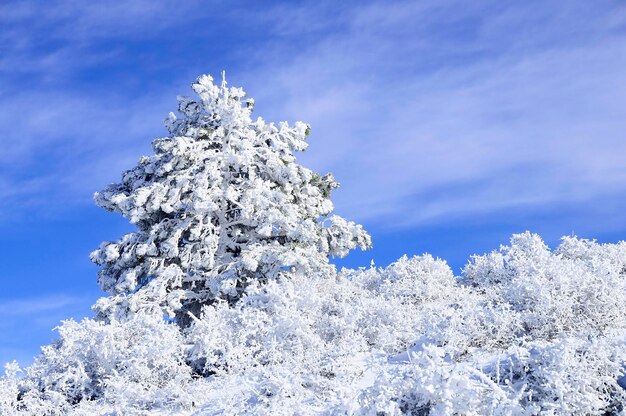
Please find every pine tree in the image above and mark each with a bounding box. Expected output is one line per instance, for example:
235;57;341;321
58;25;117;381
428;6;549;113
90;74;371;325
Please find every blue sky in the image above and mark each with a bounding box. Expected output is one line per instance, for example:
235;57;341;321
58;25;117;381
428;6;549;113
1;0;626;366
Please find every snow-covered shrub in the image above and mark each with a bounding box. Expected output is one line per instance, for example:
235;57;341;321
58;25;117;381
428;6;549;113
0;362;22;411
3;238;626;414
495;337;626;414
182;244;626;414
463;232;626;342
351;254;519;359
4;315;205;415
349;336;626;416
182;255;467;412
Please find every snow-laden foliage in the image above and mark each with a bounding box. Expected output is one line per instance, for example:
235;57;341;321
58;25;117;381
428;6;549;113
90;74;370;324
463;232;626;341
2;75;625;414
3;233;626;414
181;235;626;414
0;316;205;415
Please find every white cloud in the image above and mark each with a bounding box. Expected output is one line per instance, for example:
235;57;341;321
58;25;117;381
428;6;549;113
240;1;626;227
0;294;82;317
1;0;626;232
0;293;95;366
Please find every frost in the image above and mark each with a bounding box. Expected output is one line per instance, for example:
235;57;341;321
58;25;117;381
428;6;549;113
2;75;626;415
3;235;626;414
89;74;371;323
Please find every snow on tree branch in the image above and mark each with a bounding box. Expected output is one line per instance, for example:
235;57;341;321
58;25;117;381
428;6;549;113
90;73;371;324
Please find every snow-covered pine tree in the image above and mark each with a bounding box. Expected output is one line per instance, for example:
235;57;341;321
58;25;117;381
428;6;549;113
90;73;371;325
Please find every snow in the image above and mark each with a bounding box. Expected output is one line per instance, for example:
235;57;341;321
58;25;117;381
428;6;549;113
1;74;625;415
4;235;626;414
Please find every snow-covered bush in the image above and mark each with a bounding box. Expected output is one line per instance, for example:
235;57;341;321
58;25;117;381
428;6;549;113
349;336;626;415
463;232;626;342
3;237;626;414
0;362;21;411
184;255;470;413
183;241;626;414
1;315;207;415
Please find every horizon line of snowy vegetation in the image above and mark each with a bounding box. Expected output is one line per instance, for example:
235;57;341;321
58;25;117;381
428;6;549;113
2;74;625;415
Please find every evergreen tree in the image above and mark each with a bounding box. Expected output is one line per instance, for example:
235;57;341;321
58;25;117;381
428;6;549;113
90;74;371;325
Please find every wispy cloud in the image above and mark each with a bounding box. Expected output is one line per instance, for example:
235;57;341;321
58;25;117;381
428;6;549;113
0;294;92;366
0;294;82;317
241;0;626;228
0;88;174;219
1;0;625;234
